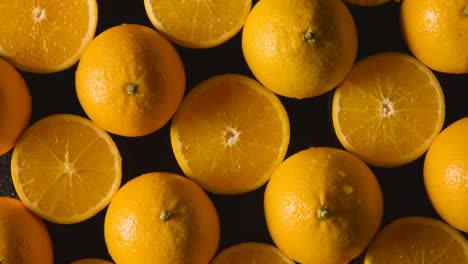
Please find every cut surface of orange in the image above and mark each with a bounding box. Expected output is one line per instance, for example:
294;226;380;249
211;242;294;264
332;52;445;167
144;0;251;48
171;74;289;195
11;114;121;224
0;0;97;73
365;217;468;264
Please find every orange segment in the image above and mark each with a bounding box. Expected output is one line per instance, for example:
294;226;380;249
365;217;468;264
332;52;445;167
0;0;97;73
171;74;289;195
211;242;294;264
144;0;251;48
11;114;121;224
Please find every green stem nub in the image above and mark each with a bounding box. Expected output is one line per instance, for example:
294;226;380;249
302;29;317;43
160;210;171;221
126;83;137;95
464;6;468;16
317;206;330;220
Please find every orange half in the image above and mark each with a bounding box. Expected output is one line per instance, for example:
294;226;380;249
365;217;468;264
171;74;289;195
144;0;251;48
0;0;97;73
11;114;121;224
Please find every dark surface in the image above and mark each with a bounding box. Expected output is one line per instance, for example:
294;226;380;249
1;0;468;263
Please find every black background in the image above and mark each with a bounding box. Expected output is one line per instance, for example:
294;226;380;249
1;0;468;263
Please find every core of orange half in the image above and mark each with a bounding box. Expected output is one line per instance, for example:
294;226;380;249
332;52;445;168
11;114;122;224
365;217;468;264
144;0;251;49
171;74;290;195
0;0;97;73
211;242;294;264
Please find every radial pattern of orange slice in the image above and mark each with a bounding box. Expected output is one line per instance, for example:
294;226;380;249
365;217;468;264
0;0;97;73
144;0;251;49
11;114;121;224
332;52;445;167
211;242;294;264
171;74;289;195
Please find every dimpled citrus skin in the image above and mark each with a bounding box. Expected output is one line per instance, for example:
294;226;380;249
264;147;383;264
211;242;295;264
76;24;185;137
242;0;357;99
401;0;468;73
0;197;53;264
424;118;468;233
0;58;31;155
104;172;220;264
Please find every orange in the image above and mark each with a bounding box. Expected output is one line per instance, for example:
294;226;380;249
0;58;31;156
0;197;53;264
264;147;383;264
365;217;468;264
70;259;113;264
11;114;122;224
332;52;445;168
424;117;468;233
145;0;251;49
171;74;289;195
211;242;294;264
105;172;219;264
342;0;391;6
76;24;185;137
0;0;97;73
401;0;468;73
242;0;357;99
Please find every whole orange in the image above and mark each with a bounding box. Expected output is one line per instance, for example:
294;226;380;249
0;197;53;264
76;24;185;137
401;0;468;73
104;172;220;264
0;58;31;156
242;0;357;99
264;147;383;264
424;117;468;233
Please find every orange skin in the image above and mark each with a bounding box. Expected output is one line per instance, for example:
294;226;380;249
0;58;31;155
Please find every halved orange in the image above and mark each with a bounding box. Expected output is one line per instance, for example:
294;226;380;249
211;242;294;264
365;217;468;264
332;52;445;167
11;114;121;224
0;0;98;73
171;74;290;195
144;0;251;49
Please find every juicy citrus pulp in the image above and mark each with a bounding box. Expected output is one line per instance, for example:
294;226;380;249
105;172;219;264
242;0;357;98
365;217;468;264
171;74;290;195
264;147;383;264
0;0;97;73
424;117;468;233
0;58;31;156
333;52;445;167
76;24;185;137
211;242;294;264
11;114;122;224
144;0;251;48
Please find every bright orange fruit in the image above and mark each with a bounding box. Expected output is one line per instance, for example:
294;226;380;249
0;0;98;73
211;242;294;264
11;114;122;224
171;74;289;195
